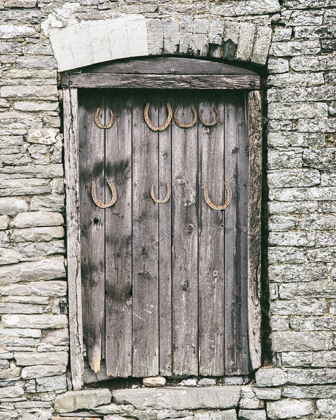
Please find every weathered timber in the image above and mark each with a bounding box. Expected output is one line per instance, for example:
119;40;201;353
78;90;105;373
132;90;159;377
63;88;84;390
63;74;260;90
105;90;133;377
172;91;198;376
224;92;250;375
247;90;263;371
158;93;173;376
198;92;225;376
79;57;259;75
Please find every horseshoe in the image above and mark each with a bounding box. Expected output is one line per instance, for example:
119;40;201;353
199;107;220;127
94;108;115;129
150;182;171;204
174;106;197;129
144;103;173;132
203;181;232;211
91;180;117;209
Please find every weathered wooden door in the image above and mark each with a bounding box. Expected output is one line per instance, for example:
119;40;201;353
78;88;250;378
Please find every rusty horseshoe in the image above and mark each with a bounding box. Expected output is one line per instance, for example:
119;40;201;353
144;103;173;132
174;106;197;129
199;107;220;127
203;181;232;211
91;180;117;209
94;108;115;129
150;182;171;204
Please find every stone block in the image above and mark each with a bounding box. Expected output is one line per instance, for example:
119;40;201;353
0;280;67;298
3;314;67;329
267;399;314;419
316;399;336;418
22;365;66;379
236;23;256;62
11;226;64;243
283;385;336;399
162;18;180;55
238;410;266;420
253;388;281;400
251;26;272;65
30;194;64;212
48;16;148;72
0;178;50;197
303;149;336;170
268;58;289;74
54;389;112;413
27;128;60;145
0;385;24;399
0;86;57;99
14;351;68;366
146;19;163;55
0;257;65;285
286;368;336;385
268;169;320;189
281;352;313;368
143;377;166;387
255;369;287;387
113;387;241;410
279;281;336;299
0;197;28;216
290;317;336;331
0;363;21;379
271;299;326;316
0;25;38;38
17;240;65;260
0;248;20;266
0;215;9;230
36;375;67;393
269;231;315;247
269;264;328;283
209;19;224;58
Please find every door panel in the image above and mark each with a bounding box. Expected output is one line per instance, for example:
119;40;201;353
78;89;250;378
172;92;199;376
132;91;160;377
105;91;133;377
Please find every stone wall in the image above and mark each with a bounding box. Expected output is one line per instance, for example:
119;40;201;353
0;0;336;419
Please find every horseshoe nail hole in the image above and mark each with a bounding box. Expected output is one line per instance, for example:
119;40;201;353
93;218;99;224
213;270;219;277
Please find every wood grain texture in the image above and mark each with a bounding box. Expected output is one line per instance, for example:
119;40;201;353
247;90;263;371
224;92;250;376
64;74;260;90
172;92;198;376
105;91;133;377
63;88;84;390
158;92;173;376
80;57;258;75
132;91;159;377
78;90;105;373
198;92;225;376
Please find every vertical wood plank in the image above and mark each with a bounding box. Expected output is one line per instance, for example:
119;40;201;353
198;92;225;376
132;91;159;377
247;91;263;370
172;92;198;376
105;90;133;377
63;88;84;390
158;93;172;376
224;91;250;376
78;90;105;373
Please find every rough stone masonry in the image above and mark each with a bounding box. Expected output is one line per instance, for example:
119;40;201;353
0;0;336;419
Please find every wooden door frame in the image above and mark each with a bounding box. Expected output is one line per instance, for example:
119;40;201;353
62;57;263;390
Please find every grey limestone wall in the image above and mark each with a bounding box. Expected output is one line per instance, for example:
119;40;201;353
0;0;336;419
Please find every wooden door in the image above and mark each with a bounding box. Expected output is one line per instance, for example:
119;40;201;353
78;88;250;378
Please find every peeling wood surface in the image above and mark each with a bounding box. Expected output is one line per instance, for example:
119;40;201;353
63;88;84;390
247;90;263;370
